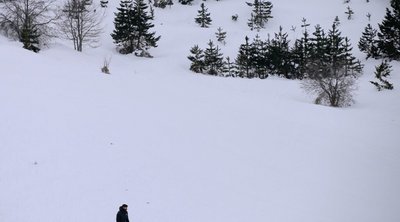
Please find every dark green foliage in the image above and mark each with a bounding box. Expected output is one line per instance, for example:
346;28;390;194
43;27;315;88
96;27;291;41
154;0;173;8
195;3;212;28
235;36;254;78
377;0;400;60
187;41;225;76
370;60;394;90
345;6;354;20
178;0;193;5
291;18;312;79
100;0;108;7
302;17;363;107
111;0;136;53
111;0;160;56
223;57;237;77
188;45;205;73
358;24;379;59
247;0;273;31
267;26;292;78
215;27;227;45
20;19;40;52
251;34;269;79
203;40;224;75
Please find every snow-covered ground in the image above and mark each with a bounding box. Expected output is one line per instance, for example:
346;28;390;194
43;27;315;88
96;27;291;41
1;1;399;222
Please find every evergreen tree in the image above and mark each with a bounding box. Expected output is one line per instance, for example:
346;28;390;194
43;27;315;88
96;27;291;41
215;27;227;45
178;0;193;5
342;37;363;76
235;36;254;78
251;34;268;78
131;0;160;56
358;23;379;59
223;57;237;77
111;0;160;55
20;18;40;52
188;45;205;73
370;60;394;90
291;18;312;79
111;0;136;54
195;3;212;28
345;6;354;20
267;26;292;78
100;0;109;7
203;40;224;75
247;0;273;31
302;18;363;107
307;25;330;80
154;0;173;8
377;0;400;60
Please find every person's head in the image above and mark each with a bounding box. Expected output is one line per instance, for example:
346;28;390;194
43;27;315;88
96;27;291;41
121;204;128;210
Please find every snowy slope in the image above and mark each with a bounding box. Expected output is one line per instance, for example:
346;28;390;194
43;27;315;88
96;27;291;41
1;1;400;222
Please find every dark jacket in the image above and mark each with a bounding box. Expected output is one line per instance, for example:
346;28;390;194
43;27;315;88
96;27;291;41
116;206;129;222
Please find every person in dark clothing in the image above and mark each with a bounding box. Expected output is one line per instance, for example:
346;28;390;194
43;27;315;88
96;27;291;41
116;204;129;222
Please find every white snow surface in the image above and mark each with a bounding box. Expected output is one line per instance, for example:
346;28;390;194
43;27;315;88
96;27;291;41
1;0;400;222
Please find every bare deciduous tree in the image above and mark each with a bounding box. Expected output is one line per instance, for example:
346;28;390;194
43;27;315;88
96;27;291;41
59;0;104;52
302;67;358;107
0;0;58;45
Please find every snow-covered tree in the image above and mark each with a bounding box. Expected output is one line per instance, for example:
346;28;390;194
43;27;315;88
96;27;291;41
291;18;312;79
345;6;354;20
267;26;292;78
302;18;362;107
178;0;193;5
20;18;40;52
370;60;394;90
0;0;58;52
203;40;224;75
153;0;173;8
377;0;400;60
247;0;273;31
188;45;205;73
195;3;212;28
358;23;379;59
100;0;108;7
215;27;227;45
111;0;160;56
60;0;104;52
235;36;254;78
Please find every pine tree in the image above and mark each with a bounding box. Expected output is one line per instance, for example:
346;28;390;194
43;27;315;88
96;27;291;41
358;24;379;59
154;0;173;8
111;0;160;56
111;0;136;54
267;26;292;78
342;37;363;76
178;0;193;5
377;0;400;60
195;3;212;28
345;6;354;20
302;18;362;107
100;0;109;7
223;57;237;77
235;36;254;78
203;40;224;75
20;18;40;52
188;45;205;73
131;0;160;56
251;34;268;78
247;0;273;31
370;60;394;90
291;18;312;79
215;27;227;45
